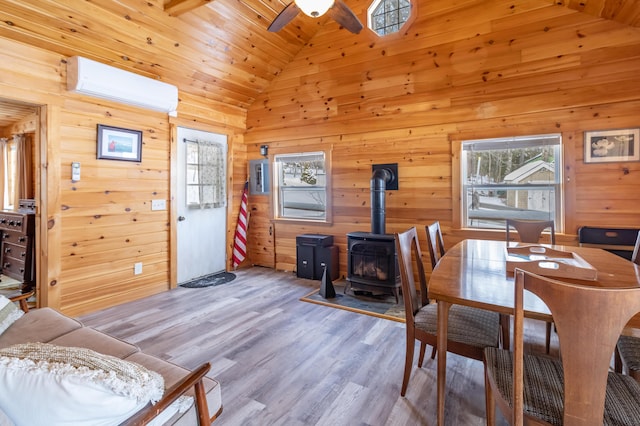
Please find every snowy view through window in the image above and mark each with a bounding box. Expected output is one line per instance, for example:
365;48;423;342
462;135;561;229
274;152;327;220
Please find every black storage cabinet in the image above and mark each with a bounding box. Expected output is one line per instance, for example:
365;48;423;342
296;234;339;281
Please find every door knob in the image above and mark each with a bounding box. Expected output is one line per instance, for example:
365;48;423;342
178;216;186;221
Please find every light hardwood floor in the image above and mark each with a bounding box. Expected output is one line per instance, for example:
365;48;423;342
79;267;554;425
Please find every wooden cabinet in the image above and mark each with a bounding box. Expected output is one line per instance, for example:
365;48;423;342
0;210;35;292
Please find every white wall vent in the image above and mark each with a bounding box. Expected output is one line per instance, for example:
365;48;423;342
67;56;178;115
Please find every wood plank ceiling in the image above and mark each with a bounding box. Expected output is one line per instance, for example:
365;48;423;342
0;99;36;128
0;0;638;127
561;0;640;27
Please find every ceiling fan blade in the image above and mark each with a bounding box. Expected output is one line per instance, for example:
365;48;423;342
328;0;363;34
268;2;301;32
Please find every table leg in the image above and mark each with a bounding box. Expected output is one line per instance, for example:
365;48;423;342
437;300;450;426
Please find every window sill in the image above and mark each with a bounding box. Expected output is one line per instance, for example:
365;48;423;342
272;217;333;226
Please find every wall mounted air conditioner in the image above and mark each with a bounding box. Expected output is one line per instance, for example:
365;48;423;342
67;56;178;115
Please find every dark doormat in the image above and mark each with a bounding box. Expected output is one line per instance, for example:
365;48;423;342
179;272;236;288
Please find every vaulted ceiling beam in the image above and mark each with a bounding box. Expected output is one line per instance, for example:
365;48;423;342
164;0;213;17
560;0;640;27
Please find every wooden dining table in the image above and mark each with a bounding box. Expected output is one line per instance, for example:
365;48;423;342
429;238;640;426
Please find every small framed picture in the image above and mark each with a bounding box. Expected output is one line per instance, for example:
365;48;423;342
97;124;142;162
584;128;639;163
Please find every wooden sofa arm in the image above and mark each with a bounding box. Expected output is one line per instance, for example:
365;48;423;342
7;290;35;313
121;361;212;426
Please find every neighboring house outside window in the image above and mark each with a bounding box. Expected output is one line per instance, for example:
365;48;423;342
460;134;562;230
273;151;330;222
368;0;412;36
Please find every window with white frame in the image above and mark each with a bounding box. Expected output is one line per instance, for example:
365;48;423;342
273;151;328;221
461;134;562;230
368;0;412;36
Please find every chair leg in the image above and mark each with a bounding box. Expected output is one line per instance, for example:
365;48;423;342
417;342;427;368
499;314;510;350
545;321;552;354
401;336;415;396
614;346;623;374
484;364;495;425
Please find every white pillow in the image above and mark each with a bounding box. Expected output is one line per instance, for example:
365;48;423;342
0;296;23;335
0;343;173;426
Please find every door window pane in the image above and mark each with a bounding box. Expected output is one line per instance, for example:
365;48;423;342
185;140;226;209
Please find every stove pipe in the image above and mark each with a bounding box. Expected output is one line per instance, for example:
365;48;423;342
371;168;392;234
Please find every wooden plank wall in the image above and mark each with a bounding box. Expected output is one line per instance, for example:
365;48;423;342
244;0;640;276
0;38;246;316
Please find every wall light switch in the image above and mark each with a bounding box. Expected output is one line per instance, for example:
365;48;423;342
134;262;143;275
71;162;81;182
151;199;166;211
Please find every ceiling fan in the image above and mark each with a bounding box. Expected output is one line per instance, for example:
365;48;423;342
268;0;363;34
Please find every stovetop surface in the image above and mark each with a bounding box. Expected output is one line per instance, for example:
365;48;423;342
347;231;395;241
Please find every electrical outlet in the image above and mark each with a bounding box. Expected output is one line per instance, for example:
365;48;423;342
151;199;166;211
134;262;143;275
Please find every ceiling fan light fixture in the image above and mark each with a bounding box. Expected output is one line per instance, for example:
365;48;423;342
295;0;334;18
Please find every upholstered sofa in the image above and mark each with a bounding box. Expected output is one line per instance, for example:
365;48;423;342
0;304;222;425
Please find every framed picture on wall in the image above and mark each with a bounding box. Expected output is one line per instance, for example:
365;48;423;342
584;128;639;163
97;124;143;162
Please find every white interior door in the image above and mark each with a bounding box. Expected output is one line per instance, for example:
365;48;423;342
176;127;227;284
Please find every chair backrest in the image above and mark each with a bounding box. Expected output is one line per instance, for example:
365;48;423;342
395;227;429;319
578;226;640;261
633;231;640;265
511;269;640;424
506;219;555;244
425;221;446;269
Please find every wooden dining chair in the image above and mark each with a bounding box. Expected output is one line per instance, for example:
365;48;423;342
613;231;640;379
506;219;556;353
425;221;446;269
483;268;640;425
616;334;640;382
394;227;501;396
505;219;556;245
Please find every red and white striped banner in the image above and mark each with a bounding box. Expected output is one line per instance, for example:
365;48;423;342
232;182;249;269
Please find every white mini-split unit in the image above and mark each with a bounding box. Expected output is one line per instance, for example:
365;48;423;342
66;56;179;115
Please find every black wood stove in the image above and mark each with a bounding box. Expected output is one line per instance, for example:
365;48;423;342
345;165;401;302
